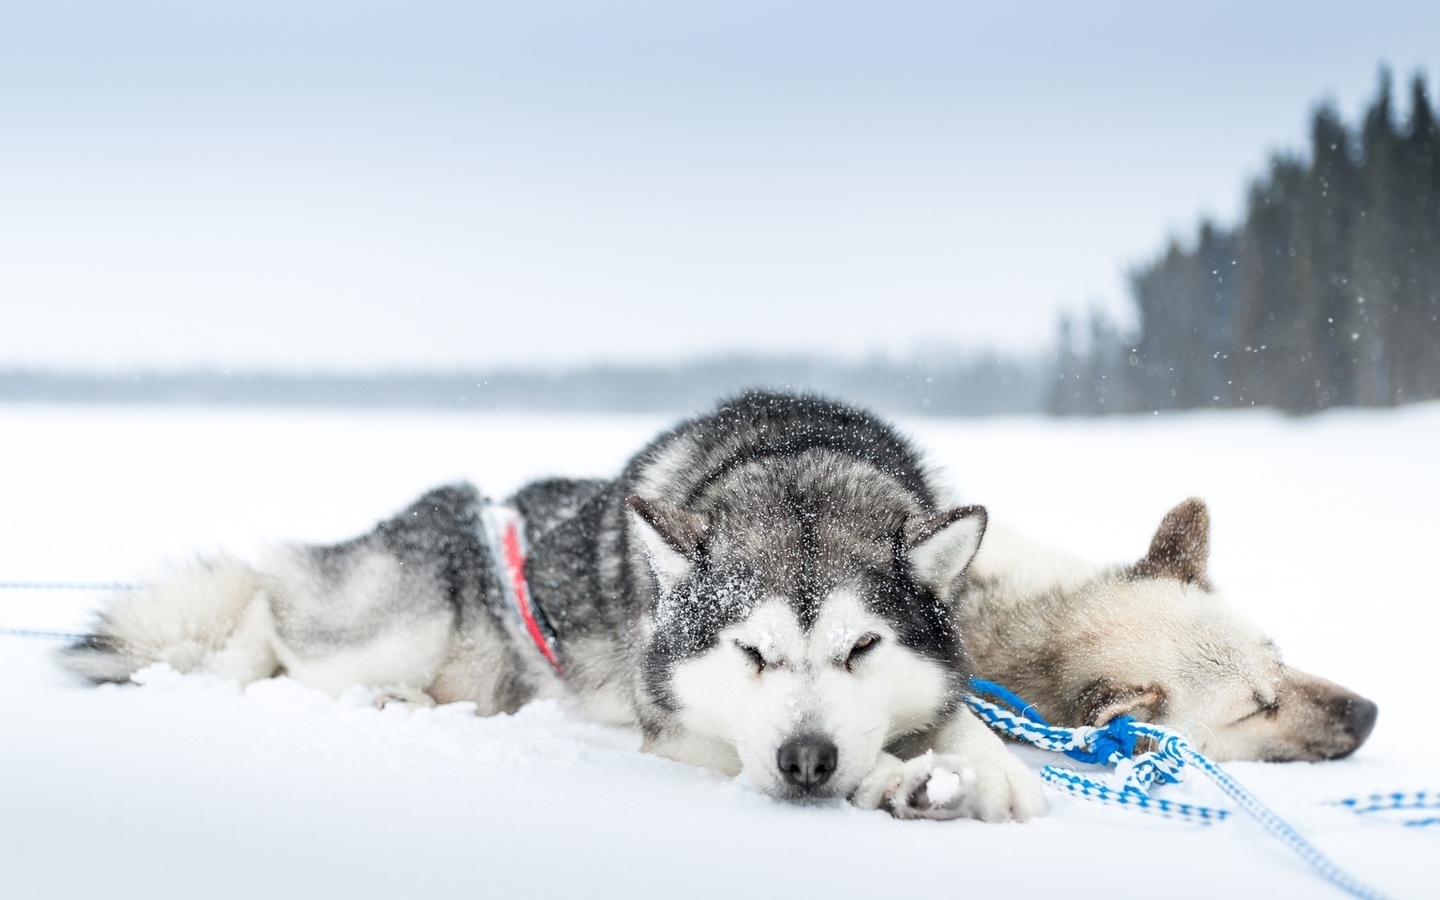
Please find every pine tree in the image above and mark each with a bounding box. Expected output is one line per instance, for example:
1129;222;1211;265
1232;159;1305;411
1192;224;1241;407
1048;314;1084;414
1128;225;1237;410
1395;74;1440;401
1293;104;1361;409
1351;68;1405;406
1082;308;1130;413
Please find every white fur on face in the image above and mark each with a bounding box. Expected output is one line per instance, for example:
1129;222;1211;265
667;590;949;799
1078;579;1297;759
1125;586;1365;763
1158;600;1285;759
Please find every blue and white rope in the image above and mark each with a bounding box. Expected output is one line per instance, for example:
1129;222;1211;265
966;679;1387;900
1331;791;1440;828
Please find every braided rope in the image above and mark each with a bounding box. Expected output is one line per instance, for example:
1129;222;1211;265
1142;726;1387;900
966;680;1387;900
1040;767;1229;822
1331;791;1440;827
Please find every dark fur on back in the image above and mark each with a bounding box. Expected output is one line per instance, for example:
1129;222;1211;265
625;391;942;510
283;485;499;647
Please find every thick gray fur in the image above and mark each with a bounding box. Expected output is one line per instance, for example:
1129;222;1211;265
58;391;1042;819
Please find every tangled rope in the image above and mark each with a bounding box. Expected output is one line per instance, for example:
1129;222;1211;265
966;679;1387;900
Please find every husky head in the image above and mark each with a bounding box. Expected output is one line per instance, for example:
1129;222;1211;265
1060;499;1378;762
626;471;985;802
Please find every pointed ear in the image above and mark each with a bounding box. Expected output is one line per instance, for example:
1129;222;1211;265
626;495;707;592
1074;679;1168;726
1133;497;1210;585
904;505;987;603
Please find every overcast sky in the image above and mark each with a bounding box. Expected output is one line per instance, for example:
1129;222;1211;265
3;1;1437;372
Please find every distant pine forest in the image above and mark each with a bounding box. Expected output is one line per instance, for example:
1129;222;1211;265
1054;68;1440;415
5;70;1438;418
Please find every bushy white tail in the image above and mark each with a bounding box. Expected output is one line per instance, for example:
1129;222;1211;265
56;556;278;684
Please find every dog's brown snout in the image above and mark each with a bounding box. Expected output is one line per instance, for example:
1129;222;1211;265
1318;694;1378;759
1344;696;1378;745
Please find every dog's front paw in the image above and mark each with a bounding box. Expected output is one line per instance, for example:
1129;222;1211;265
857;751;1044;822
850;753;909;812
941;748;1045;822
887;753;979;820
852;753;975;820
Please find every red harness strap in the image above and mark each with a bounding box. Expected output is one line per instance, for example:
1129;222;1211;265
497;519;564;675
485;504;565;676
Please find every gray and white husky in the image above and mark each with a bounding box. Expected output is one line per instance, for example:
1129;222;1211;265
59;392;1043;822
964;498;1378;762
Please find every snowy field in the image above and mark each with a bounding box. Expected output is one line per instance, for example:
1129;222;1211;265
2;402;1435;899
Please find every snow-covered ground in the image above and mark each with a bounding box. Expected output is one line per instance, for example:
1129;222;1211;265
1;402;1434;899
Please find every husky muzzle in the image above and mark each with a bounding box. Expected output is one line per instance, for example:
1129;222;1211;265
777;734;840;794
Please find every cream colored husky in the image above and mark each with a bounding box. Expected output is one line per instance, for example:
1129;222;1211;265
963;498;1377;762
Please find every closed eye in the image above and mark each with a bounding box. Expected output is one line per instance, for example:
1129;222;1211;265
845;633;881;672
1234;692;1280;724
735;641;766;673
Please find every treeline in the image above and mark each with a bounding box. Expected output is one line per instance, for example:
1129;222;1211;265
0;352;1046;417
1054;69;1440;414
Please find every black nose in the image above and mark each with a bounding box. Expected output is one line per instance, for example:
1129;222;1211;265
777;736;838;792
1345;696;1378;745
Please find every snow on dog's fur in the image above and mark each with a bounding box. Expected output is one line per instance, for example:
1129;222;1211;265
58;392;1044;822
963;498;1378;762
